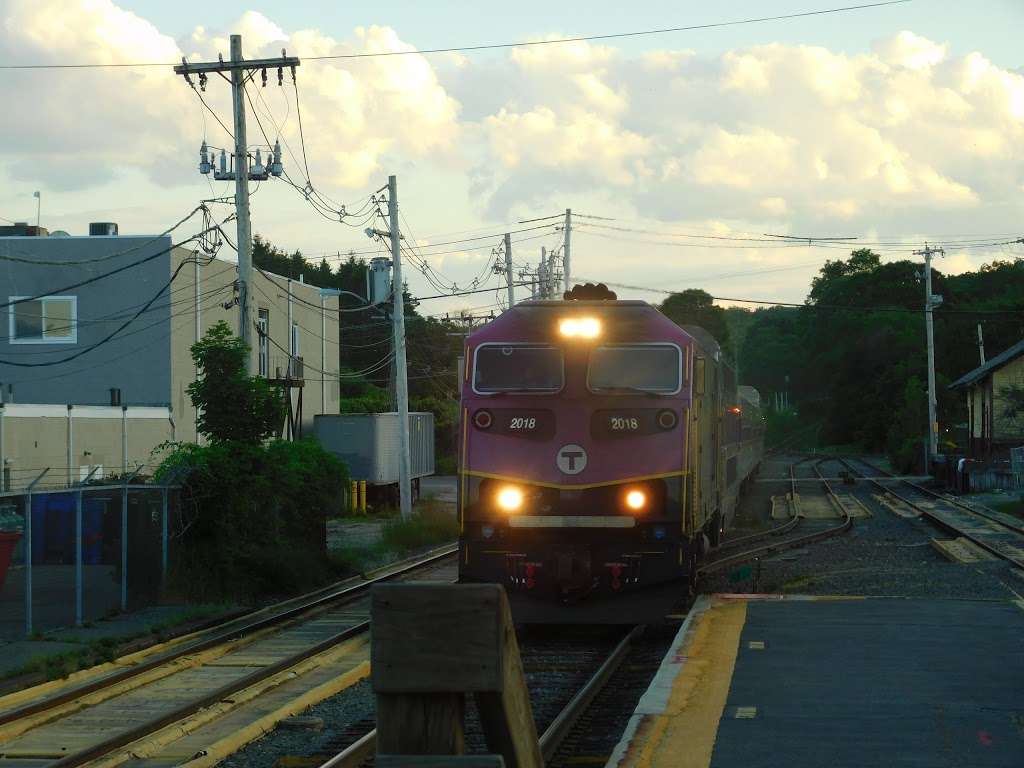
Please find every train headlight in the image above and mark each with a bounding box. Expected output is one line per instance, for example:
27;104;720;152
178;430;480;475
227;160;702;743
624;489;647;511
559;317;601;339
496;485;525;512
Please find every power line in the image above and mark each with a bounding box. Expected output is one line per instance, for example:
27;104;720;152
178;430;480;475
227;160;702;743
0;2;910;69
0;205;211;265
0;223;226;312
581;277;1024;316
0;253;215;367
1;276;233;349
576;220;1024;250
2;288;234;385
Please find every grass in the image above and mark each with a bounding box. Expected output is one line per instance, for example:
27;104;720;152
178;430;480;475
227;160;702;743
2;603;236;684
328;500;458;576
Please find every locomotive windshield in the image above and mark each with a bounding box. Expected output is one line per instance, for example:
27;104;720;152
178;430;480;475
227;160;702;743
473;344;564;393
588;344;682;394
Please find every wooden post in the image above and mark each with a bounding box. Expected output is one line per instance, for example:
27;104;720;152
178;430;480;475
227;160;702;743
372;583;543;768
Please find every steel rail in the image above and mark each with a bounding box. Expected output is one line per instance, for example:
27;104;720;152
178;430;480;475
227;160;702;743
713;457;804;552
0;548;456;749
50;620;373;768
895;476;1024;537
319;625;644;768
538;624;643;762
718;513;800;551
838;458;1024;568
699;457;852;575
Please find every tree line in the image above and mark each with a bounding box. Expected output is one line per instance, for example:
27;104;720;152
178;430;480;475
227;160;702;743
253;235;1024;472
676;250;1024;469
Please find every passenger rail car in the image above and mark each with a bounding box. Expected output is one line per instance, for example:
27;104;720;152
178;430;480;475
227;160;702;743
457;295;763;622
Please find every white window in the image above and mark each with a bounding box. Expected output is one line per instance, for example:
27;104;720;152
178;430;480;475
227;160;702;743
9;295;77;344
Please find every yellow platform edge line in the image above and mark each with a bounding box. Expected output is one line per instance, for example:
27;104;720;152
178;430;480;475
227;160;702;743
605;596;746;768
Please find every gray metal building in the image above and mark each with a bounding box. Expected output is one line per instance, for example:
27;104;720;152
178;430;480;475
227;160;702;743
0;226;341;489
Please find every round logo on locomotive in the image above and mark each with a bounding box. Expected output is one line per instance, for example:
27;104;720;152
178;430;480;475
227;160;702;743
556;444;588;475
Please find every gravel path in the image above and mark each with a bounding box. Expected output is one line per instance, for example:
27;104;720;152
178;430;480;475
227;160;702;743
702;454;1023;602
218;679;376;768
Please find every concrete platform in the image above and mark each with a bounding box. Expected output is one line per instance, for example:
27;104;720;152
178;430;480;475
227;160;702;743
608;594;1024;768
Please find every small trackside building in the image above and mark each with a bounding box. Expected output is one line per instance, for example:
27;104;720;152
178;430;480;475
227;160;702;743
949;338;1024;459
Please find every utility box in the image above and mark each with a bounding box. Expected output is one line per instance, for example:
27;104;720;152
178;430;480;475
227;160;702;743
314;412;435;490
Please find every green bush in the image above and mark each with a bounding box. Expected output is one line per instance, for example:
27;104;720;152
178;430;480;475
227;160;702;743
380;502;459;551
157;438;348;602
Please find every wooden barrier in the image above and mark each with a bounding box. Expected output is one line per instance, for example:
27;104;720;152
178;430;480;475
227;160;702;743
372;583;544;768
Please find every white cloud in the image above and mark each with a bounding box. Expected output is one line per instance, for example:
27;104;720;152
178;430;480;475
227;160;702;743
474;30;1021;236
0;3;461;191
485;106;649;185
1;5;1022;309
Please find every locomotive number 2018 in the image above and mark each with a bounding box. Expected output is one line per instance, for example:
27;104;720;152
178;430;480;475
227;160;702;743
609;416;640;431
509;417;537;430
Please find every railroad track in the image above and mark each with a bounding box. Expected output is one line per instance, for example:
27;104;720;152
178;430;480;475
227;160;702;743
314;625;646;767
699;456;853;576
839;456;1024;569
0;545;458;767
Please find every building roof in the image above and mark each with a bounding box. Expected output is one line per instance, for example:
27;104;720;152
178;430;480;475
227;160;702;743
949;338;1024;390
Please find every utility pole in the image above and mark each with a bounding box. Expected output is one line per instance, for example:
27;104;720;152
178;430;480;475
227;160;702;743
504;232;514;308
563;208;572;295
550;247;560;297
914;244;944;463
387;175;413;520
175;37;299;372
229;36;253;369
977;323;986;365
538;247;547;299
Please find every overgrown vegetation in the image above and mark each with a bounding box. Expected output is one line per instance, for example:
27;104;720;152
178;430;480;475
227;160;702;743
188;321;285;443
158;323;348;602
726;252;1024;471
4;604;231;682
328;501;458;575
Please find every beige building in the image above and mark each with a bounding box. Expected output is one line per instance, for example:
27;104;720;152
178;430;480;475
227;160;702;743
169;248;341;445
950;339;1024;457
0;405;174;490
0;231;340;491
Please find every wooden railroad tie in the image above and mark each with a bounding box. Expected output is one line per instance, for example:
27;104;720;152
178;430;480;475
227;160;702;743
372;583;544;768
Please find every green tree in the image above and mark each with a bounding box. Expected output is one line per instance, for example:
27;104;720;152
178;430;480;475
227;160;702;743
188;321;285;444
659;289;730;350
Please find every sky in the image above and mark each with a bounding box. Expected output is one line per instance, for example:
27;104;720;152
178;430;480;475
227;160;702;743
1;0;1023;317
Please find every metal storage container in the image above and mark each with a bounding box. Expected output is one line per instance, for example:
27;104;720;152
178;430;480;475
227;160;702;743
313;412;435;485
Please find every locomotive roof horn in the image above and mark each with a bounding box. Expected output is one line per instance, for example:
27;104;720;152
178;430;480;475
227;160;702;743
564;282;617;301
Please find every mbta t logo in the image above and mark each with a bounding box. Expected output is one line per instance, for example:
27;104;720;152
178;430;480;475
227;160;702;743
556;444;588;475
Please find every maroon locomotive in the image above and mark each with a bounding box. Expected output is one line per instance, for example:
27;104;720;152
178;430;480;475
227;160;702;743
457;288;763;622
